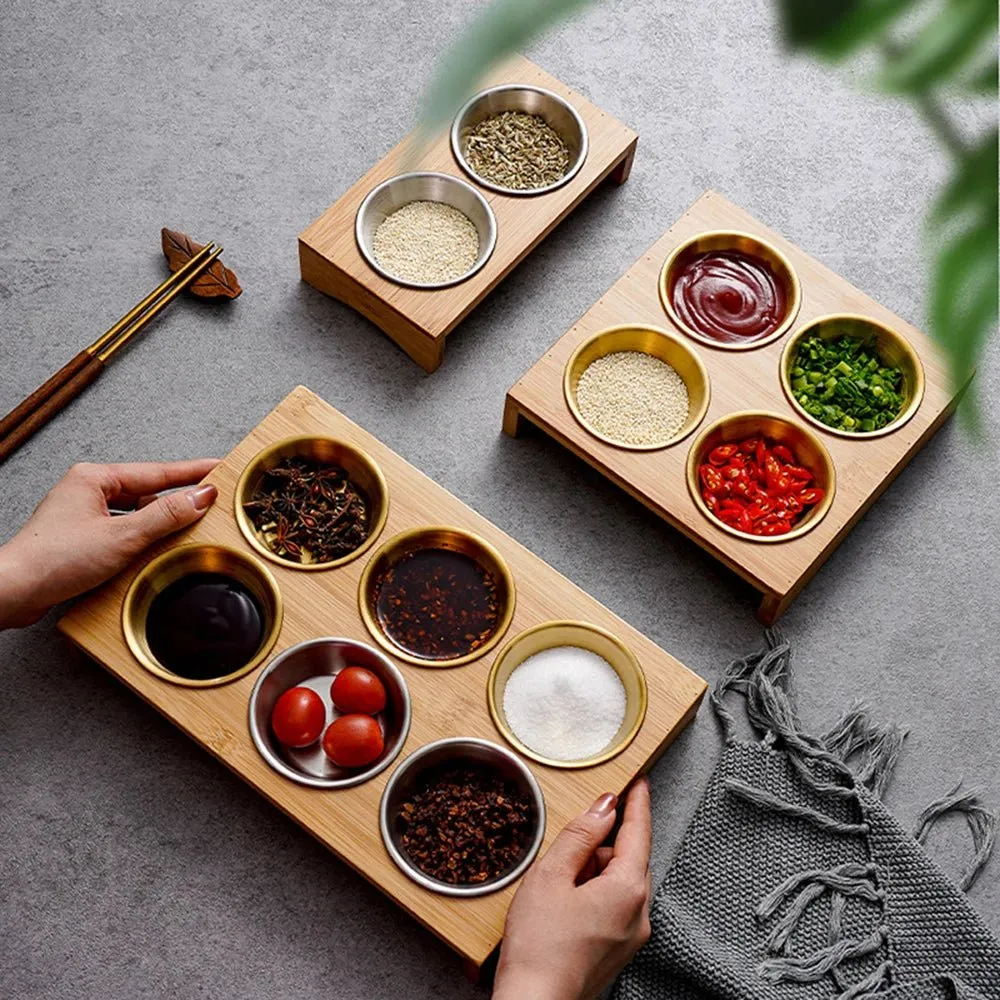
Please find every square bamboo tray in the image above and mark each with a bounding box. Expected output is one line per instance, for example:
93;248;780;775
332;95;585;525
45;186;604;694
298;55;638;372
504;190;966;623
57;386;706;970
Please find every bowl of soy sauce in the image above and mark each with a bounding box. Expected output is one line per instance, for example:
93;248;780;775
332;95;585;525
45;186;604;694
122;544;283;687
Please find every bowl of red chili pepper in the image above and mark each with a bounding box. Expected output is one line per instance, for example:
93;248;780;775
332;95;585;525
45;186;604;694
686;411;836;541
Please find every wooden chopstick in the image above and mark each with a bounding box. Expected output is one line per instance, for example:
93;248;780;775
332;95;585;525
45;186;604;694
0;242;216;443
0;245;224;465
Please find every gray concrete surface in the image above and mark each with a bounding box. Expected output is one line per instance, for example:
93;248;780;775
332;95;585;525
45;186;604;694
1;2;997;997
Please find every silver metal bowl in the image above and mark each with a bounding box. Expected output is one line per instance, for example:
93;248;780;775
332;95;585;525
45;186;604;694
379;737;546;897
248;637;411;789
354;171;497;289
451;84;589;196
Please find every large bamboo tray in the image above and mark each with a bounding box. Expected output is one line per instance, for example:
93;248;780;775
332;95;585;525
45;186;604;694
58;386;706;971
504;191;966;623
299;55;638;372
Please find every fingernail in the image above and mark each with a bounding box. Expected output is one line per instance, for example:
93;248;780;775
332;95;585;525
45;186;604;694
188;483;218;510
588;792;617;817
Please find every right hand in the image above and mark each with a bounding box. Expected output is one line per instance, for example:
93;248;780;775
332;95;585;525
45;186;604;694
493;778;653;1000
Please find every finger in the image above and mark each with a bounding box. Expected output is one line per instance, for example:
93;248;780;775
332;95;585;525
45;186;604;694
539;792;618;880
609;778;652;881
595;846;615;873
135;494;158;510
98;459;221;503
119;483;218;549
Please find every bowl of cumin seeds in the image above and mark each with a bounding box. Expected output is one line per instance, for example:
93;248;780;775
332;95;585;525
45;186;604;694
451;84;589;196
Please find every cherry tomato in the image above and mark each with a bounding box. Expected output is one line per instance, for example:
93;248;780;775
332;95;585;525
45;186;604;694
271;687;326;748
331;666;387;715
322;714;384;768
708;444;738;466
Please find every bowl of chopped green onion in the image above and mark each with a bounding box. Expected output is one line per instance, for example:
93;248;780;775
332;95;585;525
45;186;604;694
780;314;925;438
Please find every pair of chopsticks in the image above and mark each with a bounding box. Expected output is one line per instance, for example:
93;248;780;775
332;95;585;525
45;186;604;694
0;242;224;464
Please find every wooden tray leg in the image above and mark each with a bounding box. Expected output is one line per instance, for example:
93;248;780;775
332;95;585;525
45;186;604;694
502;395;528;437
608;139;637;185
757;591;793;625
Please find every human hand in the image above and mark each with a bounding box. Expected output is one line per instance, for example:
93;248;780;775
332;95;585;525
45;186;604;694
0;459;219;628
493;778;652;1000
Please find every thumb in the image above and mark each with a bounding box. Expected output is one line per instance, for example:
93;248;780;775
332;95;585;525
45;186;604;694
538;793;618;880
122;483;218;549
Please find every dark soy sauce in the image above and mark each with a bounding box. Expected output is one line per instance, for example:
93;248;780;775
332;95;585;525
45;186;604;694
145;573;264;680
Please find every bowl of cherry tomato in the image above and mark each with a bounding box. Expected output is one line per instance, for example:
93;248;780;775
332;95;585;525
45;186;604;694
248;637;411;788
686;411;836;542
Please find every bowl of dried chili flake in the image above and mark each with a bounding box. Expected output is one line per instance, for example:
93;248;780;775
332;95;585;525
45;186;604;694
235;435;389;571
380;737;546;896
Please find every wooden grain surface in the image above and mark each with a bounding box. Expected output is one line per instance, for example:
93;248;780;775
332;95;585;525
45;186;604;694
57;386;706;968
505;190;964;616
298;55;638;371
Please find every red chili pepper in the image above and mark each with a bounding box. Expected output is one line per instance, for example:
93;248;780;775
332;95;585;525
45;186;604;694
772;444;795;464
723;465;744;481
739;437;759;455
708;444;738;466
755;439;767;468
699;465;723;493
702;490;719;511
754;519;792;536
797;487;825;505
784;465;814;483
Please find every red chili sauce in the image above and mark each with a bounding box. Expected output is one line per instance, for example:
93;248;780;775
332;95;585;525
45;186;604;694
670;249;788;345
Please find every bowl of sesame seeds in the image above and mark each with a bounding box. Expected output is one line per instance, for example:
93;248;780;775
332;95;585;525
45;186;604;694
355;171;497;289
451;84;588;196
564;324;711;451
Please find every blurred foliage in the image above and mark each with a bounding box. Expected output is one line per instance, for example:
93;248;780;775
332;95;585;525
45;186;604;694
422;0;997;421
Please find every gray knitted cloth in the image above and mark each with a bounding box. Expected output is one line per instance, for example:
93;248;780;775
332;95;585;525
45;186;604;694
614;630;1000;1000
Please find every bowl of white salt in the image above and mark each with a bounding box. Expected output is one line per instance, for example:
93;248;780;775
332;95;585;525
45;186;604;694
487;620;647;769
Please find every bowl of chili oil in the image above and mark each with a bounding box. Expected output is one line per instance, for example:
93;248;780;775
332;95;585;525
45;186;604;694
358;526;516;668
235;435;390;571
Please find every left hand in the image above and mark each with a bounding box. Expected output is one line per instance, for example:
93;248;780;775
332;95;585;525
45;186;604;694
0;459;219;628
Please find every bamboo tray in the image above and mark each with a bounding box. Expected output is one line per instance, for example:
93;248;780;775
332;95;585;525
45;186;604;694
299;55;637;372
504;190;967;623
58;386;706;971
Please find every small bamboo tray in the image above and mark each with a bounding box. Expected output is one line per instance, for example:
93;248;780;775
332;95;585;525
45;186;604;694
504;191;967;623
58;386;706;971
299;55;638;372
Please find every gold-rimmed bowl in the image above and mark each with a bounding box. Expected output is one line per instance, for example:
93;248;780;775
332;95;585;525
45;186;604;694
358;526;516;668
122;543;283;687
564;324;711;451
685;411;837;543
659;231;801;351
487;621;647;769
235;435;389;572
451;84;588;197
780;313;925;439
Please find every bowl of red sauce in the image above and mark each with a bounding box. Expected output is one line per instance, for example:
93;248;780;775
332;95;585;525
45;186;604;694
660;232;801;350
685;411;836;542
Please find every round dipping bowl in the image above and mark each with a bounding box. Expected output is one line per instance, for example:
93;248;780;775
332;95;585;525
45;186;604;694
564;323;711;450
248;637;411;789
659;231;802;351
686;411;837;543
234;435;389;571
358;526;516;668
487;621;647;769
781;313;925;439
380;737;546;897
355;171;497;289
122;543;283;687
451;83;588;196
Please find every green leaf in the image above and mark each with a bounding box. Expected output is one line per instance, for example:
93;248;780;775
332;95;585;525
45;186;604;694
418;0;595;135
781;0;921;59
928;131;999;415
881;0;997;92
964;57;998;92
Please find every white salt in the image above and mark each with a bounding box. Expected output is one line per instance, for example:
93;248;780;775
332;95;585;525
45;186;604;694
502;645;627;761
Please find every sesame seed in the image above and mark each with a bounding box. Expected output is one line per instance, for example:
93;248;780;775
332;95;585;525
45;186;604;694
372;200;480;285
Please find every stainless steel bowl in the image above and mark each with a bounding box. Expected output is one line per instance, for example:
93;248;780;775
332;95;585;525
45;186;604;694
248;637;411;789
354;171;497;289
451;84;589;196
379;737;546;897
